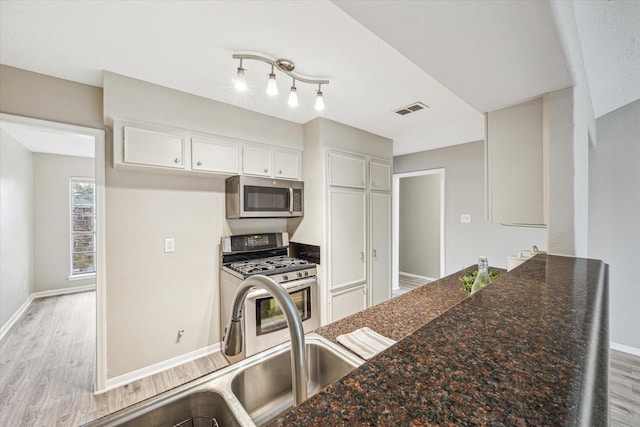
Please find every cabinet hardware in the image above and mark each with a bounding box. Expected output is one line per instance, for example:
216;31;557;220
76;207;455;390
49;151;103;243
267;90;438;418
360;251;364;262
174;158;180;163
197;161;203;166
372;249;377;258
264;168;268;173
279;170;283;175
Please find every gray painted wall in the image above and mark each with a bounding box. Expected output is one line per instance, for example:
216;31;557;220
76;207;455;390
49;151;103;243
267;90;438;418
399;174;441;278
394;141;547;273
589;99;640;350
0;130;34;329
33;153;95;292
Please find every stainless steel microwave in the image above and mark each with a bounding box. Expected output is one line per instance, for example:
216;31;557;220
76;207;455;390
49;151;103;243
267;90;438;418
225;175;304;218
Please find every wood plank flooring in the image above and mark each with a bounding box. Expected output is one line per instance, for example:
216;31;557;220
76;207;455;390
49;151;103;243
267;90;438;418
1;291;638;425
610;348;640;426
0;292;228;426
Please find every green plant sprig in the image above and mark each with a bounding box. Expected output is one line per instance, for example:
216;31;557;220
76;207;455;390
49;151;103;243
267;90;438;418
459;269;502;295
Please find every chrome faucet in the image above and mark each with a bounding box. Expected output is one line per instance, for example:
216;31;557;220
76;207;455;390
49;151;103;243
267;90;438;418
222;275;308;406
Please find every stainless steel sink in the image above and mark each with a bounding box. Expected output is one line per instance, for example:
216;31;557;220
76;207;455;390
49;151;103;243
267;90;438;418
114;390;240;427
82;334;363;427
231;337;363;425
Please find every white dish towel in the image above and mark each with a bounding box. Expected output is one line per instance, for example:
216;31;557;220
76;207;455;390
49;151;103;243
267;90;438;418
337;327;396;360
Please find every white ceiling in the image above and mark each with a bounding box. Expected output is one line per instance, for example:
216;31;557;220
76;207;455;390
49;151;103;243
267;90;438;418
0;1;637;156
0;121;95;158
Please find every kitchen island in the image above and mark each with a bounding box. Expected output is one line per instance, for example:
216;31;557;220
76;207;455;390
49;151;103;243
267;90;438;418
269;254;609;426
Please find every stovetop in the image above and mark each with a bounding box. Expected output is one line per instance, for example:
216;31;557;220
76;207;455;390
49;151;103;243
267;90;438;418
220;232;317;283
226;255;312;277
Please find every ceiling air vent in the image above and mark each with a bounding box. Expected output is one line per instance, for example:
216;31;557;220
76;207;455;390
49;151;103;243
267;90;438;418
394;102;429;116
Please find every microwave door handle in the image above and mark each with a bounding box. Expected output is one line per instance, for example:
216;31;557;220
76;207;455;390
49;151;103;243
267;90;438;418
289;187;294;214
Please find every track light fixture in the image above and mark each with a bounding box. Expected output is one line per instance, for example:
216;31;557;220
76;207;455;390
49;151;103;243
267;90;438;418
232;53;329;110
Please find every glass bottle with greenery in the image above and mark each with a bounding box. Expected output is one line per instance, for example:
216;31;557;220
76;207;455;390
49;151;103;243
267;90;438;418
470;256;490;295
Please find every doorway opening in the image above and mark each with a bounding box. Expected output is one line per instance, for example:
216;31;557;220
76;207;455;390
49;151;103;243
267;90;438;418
392;169;445;295
0;113;106;392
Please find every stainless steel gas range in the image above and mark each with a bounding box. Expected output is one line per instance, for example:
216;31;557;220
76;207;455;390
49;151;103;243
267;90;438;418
220;232;319;358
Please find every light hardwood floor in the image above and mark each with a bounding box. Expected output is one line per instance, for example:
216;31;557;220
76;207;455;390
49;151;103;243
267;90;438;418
1;292;638;425
610;348;640;426
393;273;433;297
0;292;227;426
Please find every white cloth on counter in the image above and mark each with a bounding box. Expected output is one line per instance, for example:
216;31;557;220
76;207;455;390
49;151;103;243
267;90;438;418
337;327;396;360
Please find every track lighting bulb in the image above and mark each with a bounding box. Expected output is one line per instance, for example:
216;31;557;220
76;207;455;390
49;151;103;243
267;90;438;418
288;84;298;107
315;88;325;111
235;65;247;91
266;68;278;96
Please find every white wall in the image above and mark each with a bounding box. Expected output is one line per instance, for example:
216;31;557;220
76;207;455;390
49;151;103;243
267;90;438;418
0;130;34;329
589;99;640;350
394;141;547;273
33;153;95;292
399;174;441;278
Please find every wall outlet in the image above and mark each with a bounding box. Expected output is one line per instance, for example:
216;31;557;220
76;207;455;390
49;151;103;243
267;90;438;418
164;237;176;253
460;214;471;224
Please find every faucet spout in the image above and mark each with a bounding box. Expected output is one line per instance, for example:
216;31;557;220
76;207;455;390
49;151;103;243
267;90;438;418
222;275;308;406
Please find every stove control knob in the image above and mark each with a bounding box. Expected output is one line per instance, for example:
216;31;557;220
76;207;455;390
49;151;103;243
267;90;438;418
304;271;309;277
282;274;289;281
297;271;303;278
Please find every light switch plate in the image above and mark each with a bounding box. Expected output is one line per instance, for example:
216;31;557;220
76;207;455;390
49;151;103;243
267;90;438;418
460;214;471;224
164;238;176;253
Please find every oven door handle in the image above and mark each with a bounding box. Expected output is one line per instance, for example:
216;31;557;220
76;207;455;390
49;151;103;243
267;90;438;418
246;277;316;300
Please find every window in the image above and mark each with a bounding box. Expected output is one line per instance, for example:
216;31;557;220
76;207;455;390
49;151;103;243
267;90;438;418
70;178;96;277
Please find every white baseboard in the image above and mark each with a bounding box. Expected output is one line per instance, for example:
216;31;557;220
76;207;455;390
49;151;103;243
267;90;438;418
399;271;437;282
32;284;96;299
102;342;222;393
0;295;34;341
0;285;96;342
610;341;640;357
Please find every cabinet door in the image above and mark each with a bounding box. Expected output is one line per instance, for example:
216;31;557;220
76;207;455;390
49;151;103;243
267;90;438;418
329;152;366;188
274;150;301;180
242;146;272;177
370;192;391;306
329;189;367;289
123;126;185;169
191;138;239;174
486;96;546;225
370;161;391;191
330;284;367;322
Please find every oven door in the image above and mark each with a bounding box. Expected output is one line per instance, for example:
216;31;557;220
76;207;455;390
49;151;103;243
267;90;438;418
244;277;319;356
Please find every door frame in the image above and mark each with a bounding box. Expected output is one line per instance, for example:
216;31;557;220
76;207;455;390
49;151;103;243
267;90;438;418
0;113;107;392
392;168;445;290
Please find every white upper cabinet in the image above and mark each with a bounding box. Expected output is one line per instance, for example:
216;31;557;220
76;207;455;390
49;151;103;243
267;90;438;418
123;126;185;169
191;137;239;174
243;146;301;180
370;160;391;191
242;146;272;177
486;95;547;226
328;151;366;188
273;150;301;180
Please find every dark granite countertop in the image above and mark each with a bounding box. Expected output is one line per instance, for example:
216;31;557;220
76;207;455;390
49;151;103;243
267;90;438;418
269;254;609;426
